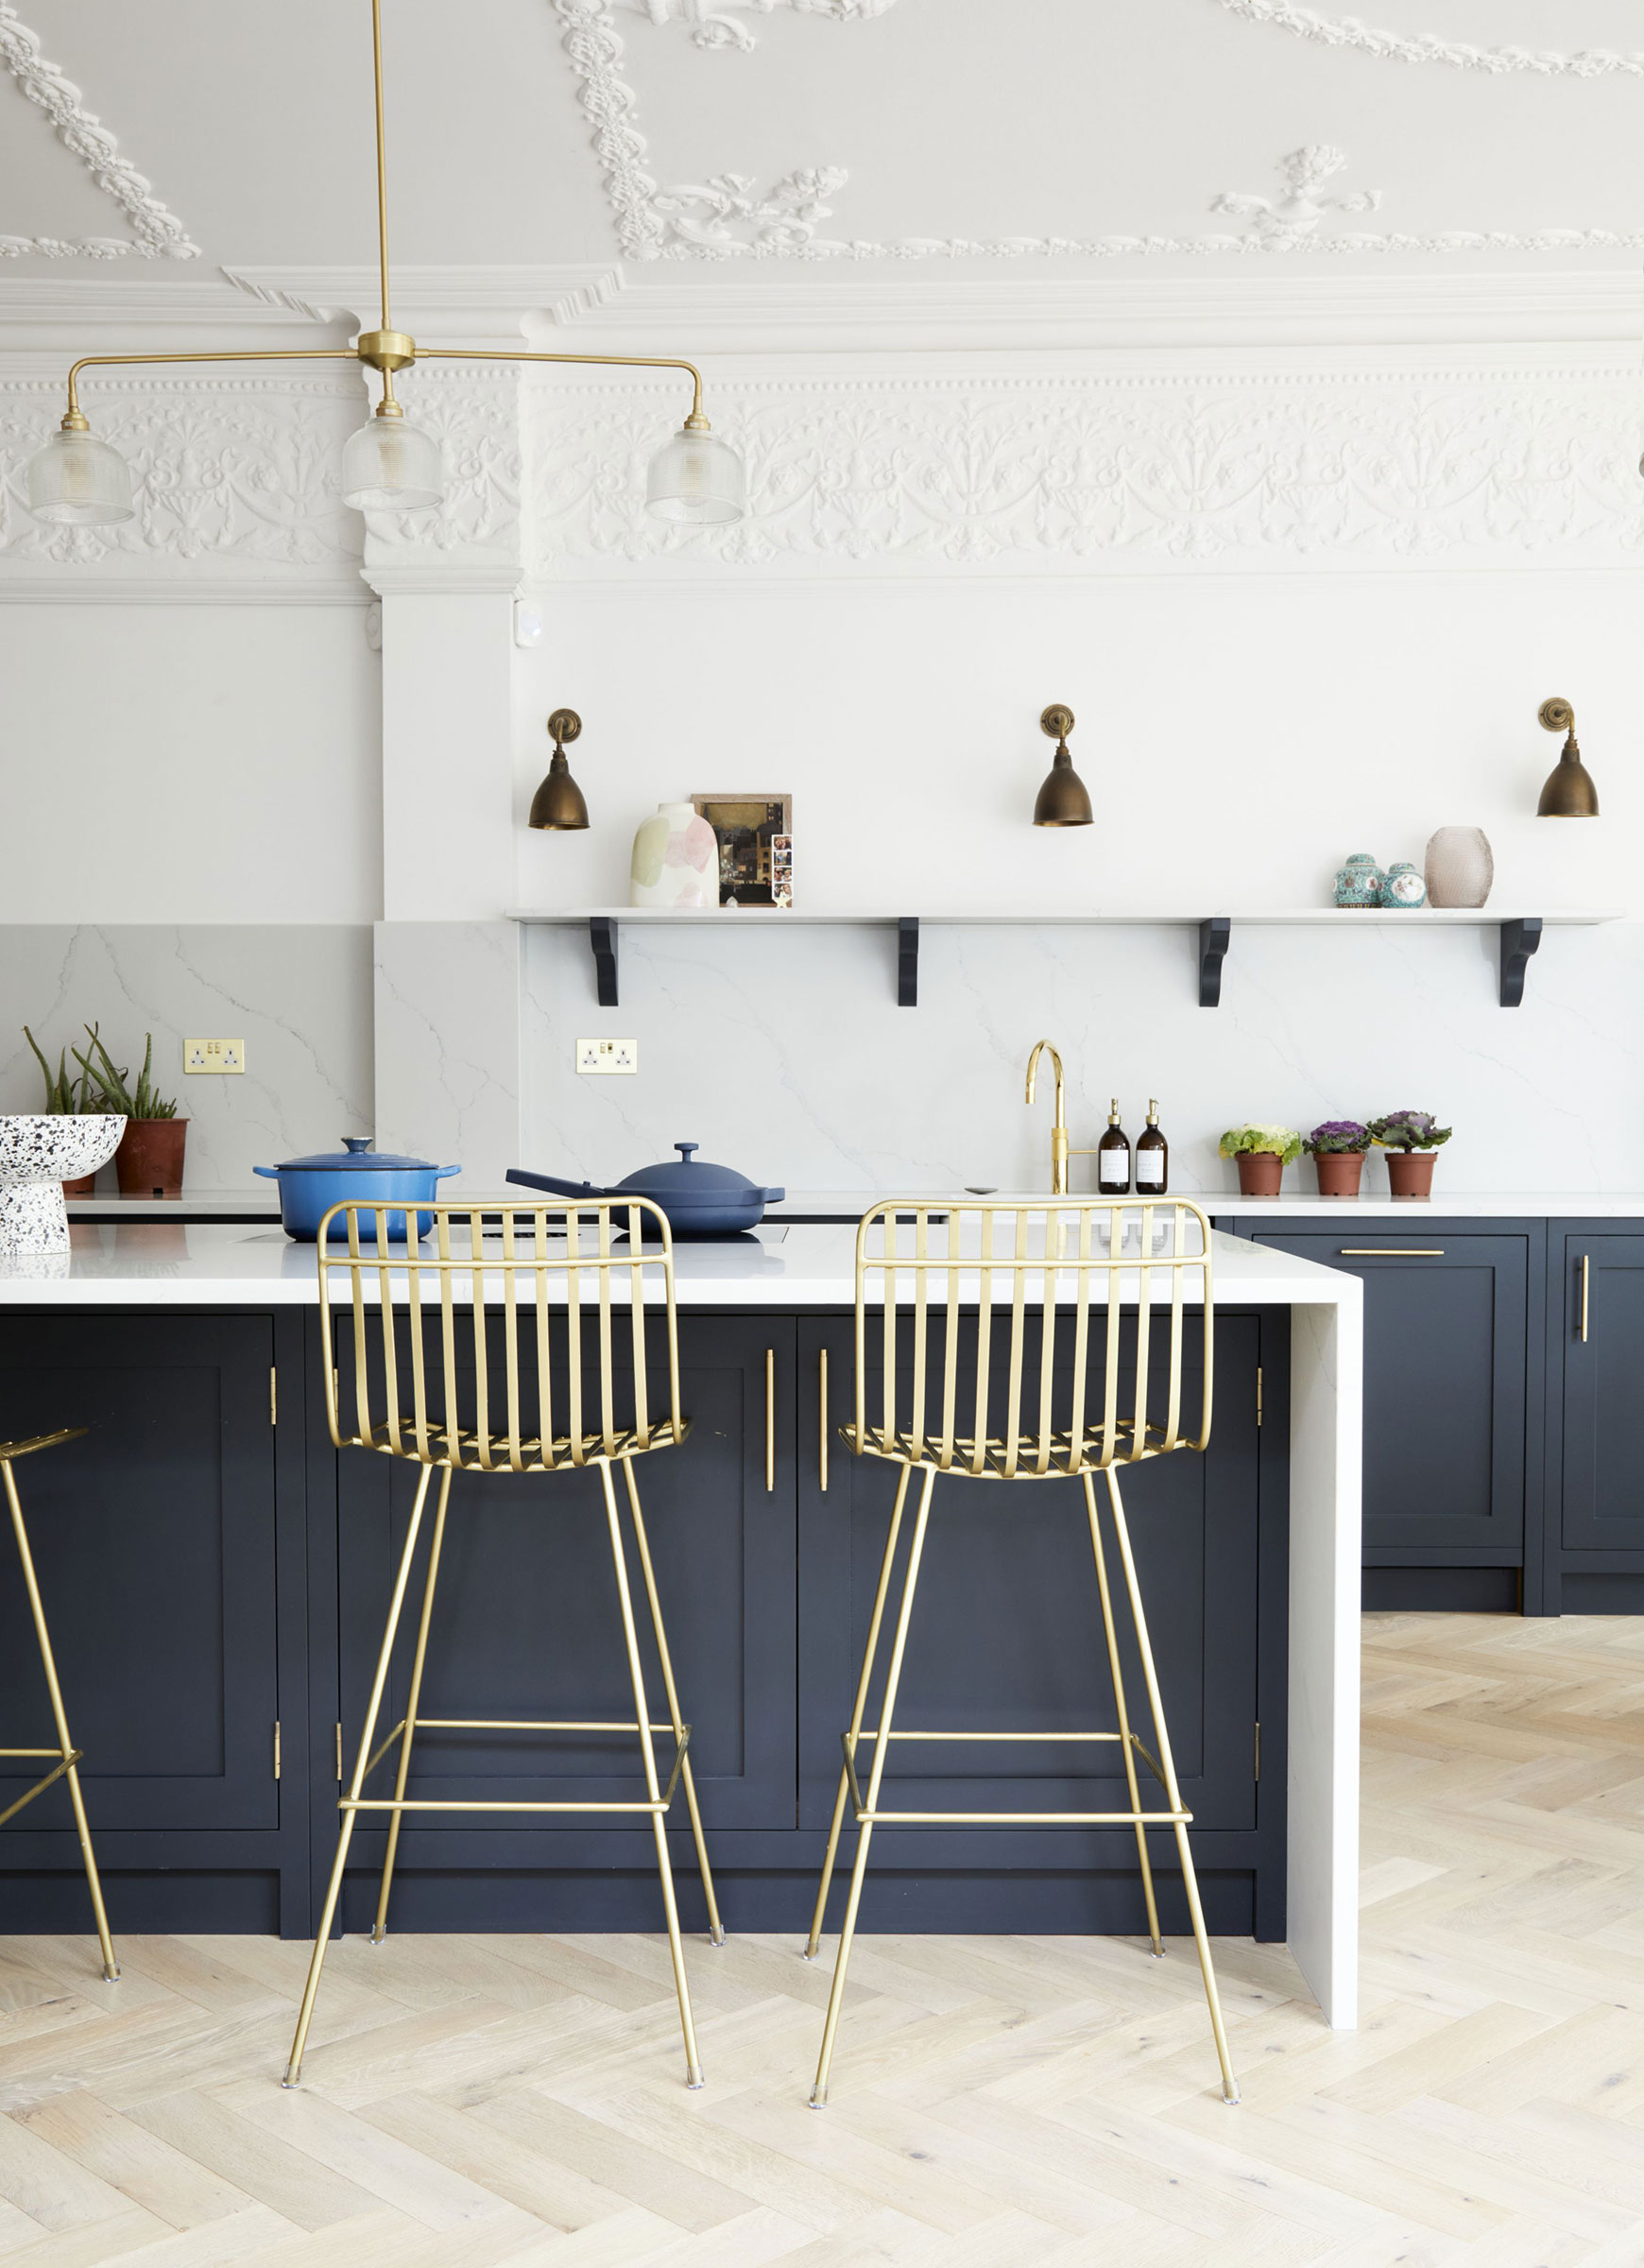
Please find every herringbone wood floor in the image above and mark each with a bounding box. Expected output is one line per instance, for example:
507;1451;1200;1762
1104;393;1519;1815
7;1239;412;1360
1;1611;1641;2265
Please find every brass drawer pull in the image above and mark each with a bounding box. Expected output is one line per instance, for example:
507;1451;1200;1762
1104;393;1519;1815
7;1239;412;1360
819;1349;829;1492
766;1349;776;1492
1581;1253;1590;1343
1338;1248;1445;1258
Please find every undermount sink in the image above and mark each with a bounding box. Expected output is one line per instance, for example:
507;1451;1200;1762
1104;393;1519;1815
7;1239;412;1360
0;1115;126;1255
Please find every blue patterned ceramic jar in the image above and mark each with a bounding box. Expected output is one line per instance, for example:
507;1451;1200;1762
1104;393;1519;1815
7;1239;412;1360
1334;853;1384;909
1383;861;1427;909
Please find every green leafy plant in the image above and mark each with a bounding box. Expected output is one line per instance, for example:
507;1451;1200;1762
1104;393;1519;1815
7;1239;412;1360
1305;1119;1372;1156
72;1026;178;1121
1369;1110;1451;1153
23;1023;106;1114
1218;1123;1303;1165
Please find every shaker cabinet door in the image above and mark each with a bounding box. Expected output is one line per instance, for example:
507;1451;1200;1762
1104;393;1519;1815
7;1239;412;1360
1557;1233;1644;1554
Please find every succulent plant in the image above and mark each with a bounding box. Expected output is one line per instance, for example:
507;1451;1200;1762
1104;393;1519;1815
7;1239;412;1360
1368;1110;1451;1153
71;1026;179;1121
1219;1123;1304;1165
23;1023;106;1114
1305;1119;1372;1156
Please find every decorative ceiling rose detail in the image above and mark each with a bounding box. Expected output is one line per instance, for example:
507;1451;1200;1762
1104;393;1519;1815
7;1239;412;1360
1208;0;1644;77
0;2;199;260
1212;146;1380;245
654;167;850;254
625;0;895;52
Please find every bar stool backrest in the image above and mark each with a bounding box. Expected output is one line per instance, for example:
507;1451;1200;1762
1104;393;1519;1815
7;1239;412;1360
316;1198;685;1469
854;1198;1214;1477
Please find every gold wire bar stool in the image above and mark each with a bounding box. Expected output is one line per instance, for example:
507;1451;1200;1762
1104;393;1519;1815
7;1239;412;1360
804;1198;1238;2108
0;1427;118;1982
283;1196;723;2089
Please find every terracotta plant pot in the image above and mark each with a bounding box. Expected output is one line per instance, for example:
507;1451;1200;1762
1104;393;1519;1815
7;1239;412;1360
1385;1149;1436;1198
61;1171;97;1198
115;1117;188;1198
1235;1151;1285;1197
1312;1150;1365;1197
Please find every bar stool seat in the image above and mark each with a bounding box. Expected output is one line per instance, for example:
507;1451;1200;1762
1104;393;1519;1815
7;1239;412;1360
0;1424;118;1983
843;1417;1165;1477
347;1416;690;1470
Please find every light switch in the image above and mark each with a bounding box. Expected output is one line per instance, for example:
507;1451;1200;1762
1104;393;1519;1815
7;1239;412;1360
185;1038;245;1074
576;1039;637;1075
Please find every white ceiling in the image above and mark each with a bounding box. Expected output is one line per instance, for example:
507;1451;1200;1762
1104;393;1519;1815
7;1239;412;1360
6;0;1644;286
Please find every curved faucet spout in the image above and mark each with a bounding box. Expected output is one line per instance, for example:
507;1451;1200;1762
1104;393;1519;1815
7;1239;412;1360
1024;1040;1069;1194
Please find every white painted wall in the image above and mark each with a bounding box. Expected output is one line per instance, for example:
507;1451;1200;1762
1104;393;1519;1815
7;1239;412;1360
0;604;381;923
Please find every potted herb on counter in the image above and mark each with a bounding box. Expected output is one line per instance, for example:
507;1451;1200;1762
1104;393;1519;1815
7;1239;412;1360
1218;1123;1303;1198
1305;1119;1372;1198
74;1027;187;1196
22;1023;113;1194
1370;1109;1450;1198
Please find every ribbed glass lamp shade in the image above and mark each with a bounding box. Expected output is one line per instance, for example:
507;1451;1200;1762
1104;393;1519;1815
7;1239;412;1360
339;412;443;512
26;426;134;525
646;425;745;524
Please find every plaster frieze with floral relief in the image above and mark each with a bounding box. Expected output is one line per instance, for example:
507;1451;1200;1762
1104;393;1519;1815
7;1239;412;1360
0;3;199;259
622;0;895;51
525;371;1644;570
361;365;523;573
1207;0;1644;77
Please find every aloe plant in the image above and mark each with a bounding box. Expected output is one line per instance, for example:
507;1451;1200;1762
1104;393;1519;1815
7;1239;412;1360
23;1023;104;1113
71;1026;178;1121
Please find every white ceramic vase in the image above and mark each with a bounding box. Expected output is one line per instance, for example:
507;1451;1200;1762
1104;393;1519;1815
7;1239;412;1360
630;801;718;910
0;1114;126;1255
1424;826;1494;909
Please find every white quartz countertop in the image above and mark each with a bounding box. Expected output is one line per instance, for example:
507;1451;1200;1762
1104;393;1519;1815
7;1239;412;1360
2;1219;1356;1310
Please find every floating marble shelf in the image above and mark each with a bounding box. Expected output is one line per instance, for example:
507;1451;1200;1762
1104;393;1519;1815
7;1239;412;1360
505;907;1622;1011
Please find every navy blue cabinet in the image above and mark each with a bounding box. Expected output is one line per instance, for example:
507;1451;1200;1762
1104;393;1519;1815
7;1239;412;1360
1546;1228;1644;1613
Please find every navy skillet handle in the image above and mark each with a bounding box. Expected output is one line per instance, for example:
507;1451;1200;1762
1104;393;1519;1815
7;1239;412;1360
505;1167;607;1199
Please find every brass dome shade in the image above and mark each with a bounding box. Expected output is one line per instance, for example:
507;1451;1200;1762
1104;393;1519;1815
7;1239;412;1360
1536;696;1599;818
1033;705;1093;828
529;709;590;832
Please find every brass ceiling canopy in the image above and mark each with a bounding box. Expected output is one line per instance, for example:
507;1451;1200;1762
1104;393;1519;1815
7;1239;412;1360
1033;705;1094;828
24;1;745;530
1536;696;1599;818
529;710;590;832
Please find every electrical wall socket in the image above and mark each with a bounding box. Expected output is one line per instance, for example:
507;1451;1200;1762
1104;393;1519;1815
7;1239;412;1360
576;1038;637;1075
184;1038;245;1074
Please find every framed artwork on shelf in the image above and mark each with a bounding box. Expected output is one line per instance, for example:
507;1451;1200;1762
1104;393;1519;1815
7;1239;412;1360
691;794;794;908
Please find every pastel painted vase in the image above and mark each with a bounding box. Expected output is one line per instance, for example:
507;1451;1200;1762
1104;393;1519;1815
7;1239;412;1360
630;802;717;910
1383;861;1427;909
1333;853;1384;909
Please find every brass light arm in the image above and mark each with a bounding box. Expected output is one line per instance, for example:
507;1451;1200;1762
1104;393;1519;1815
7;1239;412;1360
61;348;364;429
416;348;709;426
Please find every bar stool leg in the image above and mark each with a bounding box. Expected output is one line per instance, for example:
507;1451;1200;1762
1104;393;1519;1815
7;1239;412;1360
600;1460;702;2088
285;1462;435;2087
2;1460;117;1983
805;1461;911;1961
1105;1469;1240;2105
373;1466;453;1946
811;1464;934;2108
620;1457;724;1948
1083;1471;1163;1958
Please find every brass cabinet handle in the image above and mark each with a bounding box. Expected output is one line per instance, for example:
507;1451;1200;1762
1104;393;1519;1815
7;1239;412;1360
819;1349;829;1492
1339;1248;1446;1258
1581;1253;1590;1343
765;1349;776;1492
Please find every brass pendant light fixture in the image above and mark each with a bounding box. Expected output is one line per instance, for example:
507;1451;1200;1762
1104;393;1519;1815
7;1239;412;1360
529;709;590;832
1032;705;1093;828
24;0;745;530
1535;696;1599;817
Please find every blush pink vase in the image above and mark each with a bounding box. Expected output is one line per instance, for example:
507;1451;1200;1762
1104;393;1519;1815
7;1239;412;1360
630;802;718;909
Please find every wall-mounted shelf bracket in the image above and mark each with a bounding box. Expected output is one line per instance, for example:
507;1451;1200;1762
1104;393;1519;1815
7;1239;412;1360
1199;918;1232;1008
899;918;918;1007
590;916;619;1007
1498;916;1542;1008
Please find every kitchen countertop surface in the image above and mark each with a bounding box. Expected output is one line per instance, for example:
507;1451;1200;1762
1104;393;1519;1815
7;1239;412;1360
3;1219;1356;1308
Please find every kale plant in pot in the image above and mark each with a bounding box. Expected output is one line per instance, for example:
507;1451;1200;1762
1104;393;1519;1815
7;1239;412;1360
1370;1109;1450;1198
74;1027;187;1196
1219;1123;1302;1198
1305;1119;1371;1198
23;1022;113;1194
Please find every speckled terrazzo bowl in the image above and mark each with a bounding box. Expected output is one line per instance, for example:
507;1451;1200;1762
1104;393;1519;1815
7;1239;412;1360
0;1114;126;1254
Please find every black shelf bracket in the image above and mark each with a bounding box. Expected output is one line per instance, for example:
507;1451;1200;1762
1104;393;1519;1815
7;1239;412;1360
1198;917;1232;1008
1498;916;1542;1008
898;917;919;1007
590;916;619;1007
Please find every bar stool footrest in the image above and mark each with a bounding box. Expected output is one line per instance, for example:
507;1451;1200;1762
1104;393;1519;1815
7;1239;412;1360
0;1749;83;1830
345;1720;692;1817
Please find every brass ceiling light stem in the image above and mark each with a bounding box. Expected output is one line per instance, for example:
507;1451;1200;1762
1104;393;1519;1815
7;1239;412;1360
371;0;392;335
1536;696;1600;818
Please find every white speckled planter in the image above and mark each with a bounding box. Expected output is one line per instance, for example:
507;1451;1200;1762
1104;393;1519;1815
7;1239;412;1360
0;1116;126;1255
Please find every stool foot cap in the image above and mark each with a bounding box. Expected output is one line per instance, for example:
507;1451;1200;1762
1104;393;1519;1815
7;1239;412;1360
1148;1948;1165;1961
281;2075;300;2090
710;1927;726;1948
685;2066;705;2090
1222;2084;1241;2106
801;1947;818;1963
369;1928;385;1946
809;2088;828;2110
102;1967;120;1983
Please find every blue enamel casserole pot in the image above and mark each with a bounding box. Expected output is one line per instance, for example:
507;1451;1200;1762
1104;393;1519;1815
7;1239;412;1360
254;1136;461;1242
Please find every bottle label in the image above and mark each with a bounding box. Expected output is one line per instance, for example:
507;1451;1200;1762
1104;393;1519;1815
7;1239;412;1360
1136;1151;1164;1187
1099;1166;1129;1192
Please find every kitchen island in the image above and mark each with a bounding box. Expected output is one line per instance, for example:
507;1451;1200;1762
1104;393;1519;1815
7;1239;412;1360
0;1218;1361;2028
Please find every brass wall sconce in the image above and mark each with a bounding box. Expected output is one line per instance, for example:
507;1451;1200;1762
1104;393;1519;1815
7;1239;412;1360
1536;696;1599;818
529;709;590;832
1033;705;1092;828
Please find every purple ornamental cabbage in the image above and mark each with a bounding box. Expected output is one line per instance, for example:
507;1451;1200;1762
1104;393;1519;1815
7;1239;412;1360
1305;1120;1371;1156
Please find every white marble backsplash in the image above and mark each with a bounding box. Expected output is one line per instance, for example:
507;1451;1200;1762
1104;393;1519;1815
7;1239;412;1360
0;927;373;1189
374;921;522;1191
519;917;1644;1195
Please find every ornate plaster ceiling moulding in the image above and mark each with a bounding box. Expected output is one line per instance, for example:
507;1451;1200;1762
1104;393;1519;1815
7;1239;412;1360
1209;0;1644;76
0;3;199;260
625;0;895;52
